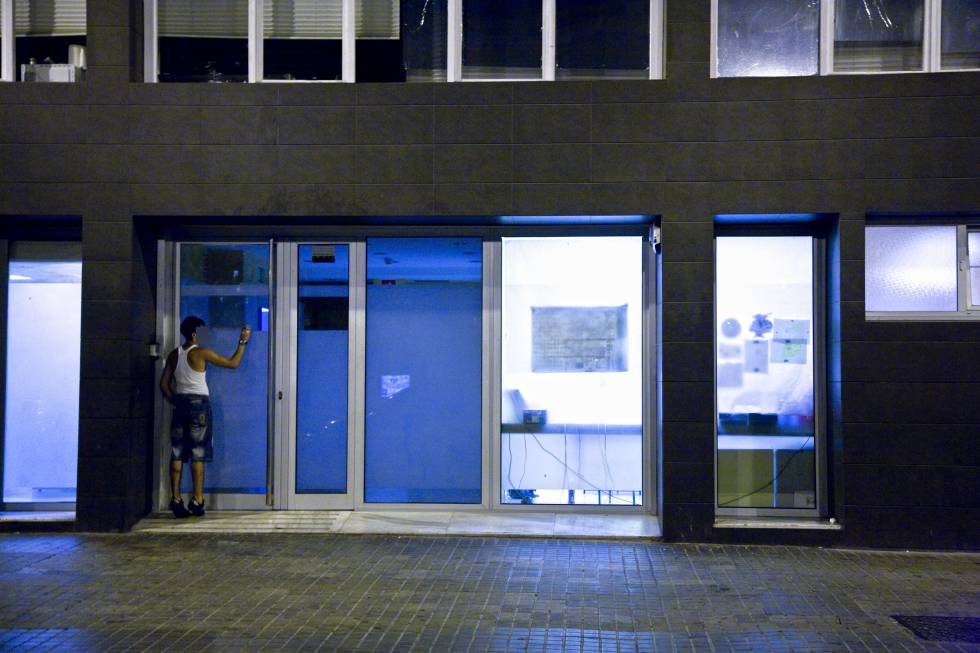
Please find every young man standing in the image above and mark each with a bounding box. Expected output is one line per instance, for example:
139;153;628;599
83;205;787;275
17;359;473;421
159;316;251;518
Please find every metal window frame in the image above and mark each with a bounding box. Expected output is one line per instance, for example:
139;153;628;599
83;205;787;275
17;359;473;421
144;0;356;83
450;0;665;82
710;0;974;79
712;232;826;520
865;224;980;321
155;227;658;516
490;234;657;514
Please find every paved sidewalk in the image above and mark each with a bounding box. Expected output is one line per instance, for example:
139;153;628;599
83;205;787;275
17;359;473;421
0;533;977;652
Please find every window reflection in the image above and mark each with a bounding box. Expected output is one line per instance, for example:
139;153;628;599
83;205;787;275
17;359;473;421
463;0;542;80
834;0;923;72
941;0;980;70
717;0;819;77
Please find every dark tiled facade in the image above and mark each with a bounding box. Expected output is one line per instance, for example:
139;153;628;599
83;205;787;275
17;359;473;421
0;1;977;547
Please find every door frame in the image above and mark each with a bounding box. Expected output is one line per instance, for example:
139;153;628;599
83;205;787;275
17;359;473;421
154;225;659;516
274;241;361;510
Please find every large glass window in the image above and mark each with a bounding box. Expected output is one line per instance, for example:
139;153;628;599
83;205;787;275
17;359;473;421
833;0;923;72
556;0;650;79
865;226;957;313
364;238;483;503
158;0;248;82
941;0;980;70
716;0;819;77
462;0;542;80
401;0;447;81
3;243;81;504
295;245;349;494
500;237;643;506
178;244;270;494
264;0;343;81
355;0;402;81
11;0;86;82
715;236;817;511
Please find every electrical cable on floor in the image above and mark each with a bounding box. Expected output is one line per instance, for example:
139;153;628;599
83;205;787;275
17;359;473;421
717;435;814;508
528;433;636;505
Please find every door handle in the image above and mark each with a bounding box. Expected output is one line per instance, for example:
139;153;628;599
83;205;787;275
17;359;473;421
278;390;283;400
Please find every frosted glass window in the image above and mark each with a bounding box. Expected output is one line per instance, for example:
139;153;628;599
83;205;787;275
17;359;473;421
295;245;349;494
834;0;923;72
178;244;270;494
501;237;643;506
715;236;816;510
865;226;957;312
969;232;980;307
462;0;542;80
364;238;483;503
941;0;980;70
2;248;81;503
717;0;819;77
556;0;649;80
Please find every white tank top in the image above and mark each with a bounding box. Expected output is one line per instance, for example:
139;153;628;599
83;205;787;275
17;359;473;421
174;345;209;396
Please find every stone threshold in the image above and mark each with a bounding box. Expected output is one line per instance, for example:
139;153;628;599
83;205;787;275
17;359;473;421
134;510;662;539
714;517;842;530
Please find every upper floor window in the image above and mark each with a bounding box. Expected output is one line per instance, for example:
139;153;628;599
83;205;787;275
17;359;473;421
712;0;980;77
144;0;664;82
0;0;87;82
865;222;980;319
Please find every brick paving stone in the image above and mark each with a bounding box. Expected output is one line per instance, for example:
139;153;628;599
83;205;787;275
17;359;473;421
0;534;977;652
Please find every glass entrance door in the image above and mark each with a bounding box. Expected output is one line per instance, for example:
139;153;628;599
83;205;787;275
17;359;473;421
173;243;272;510
163;241;358;511
275;243;359;509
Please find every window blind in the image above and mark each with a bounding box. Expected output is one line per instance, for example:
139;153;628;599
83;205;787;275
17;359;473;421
14;0;87;37
355;0;398;39
265;0;341;38
263;0;398;39
159;0;249;38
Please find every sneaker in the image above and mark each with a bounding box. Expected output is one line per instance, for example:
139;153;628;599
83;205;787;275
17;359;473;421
169;498;190;519
188;498;206;517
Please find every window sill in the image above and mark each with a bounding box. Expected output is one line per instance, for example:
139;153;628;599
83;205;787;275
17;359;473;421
714;518;841;531
866;312;980;322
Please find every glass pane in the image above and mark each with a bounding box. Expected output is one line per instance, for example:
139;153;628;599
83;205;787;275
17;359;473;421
15;0;87;82
834;0;923;72
969;232;980;307
364;238;483;503
941;0;980;70
178;244;270;494
716;237;816;510
3;245;81;503
264;0;343;81
159;0;249;82
462;0;542;80
295;245;349;494
401;0;448;81
717;0;819;77
865;226;957;312
556;0;649;80
355;0;404;82
501;237;643;507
